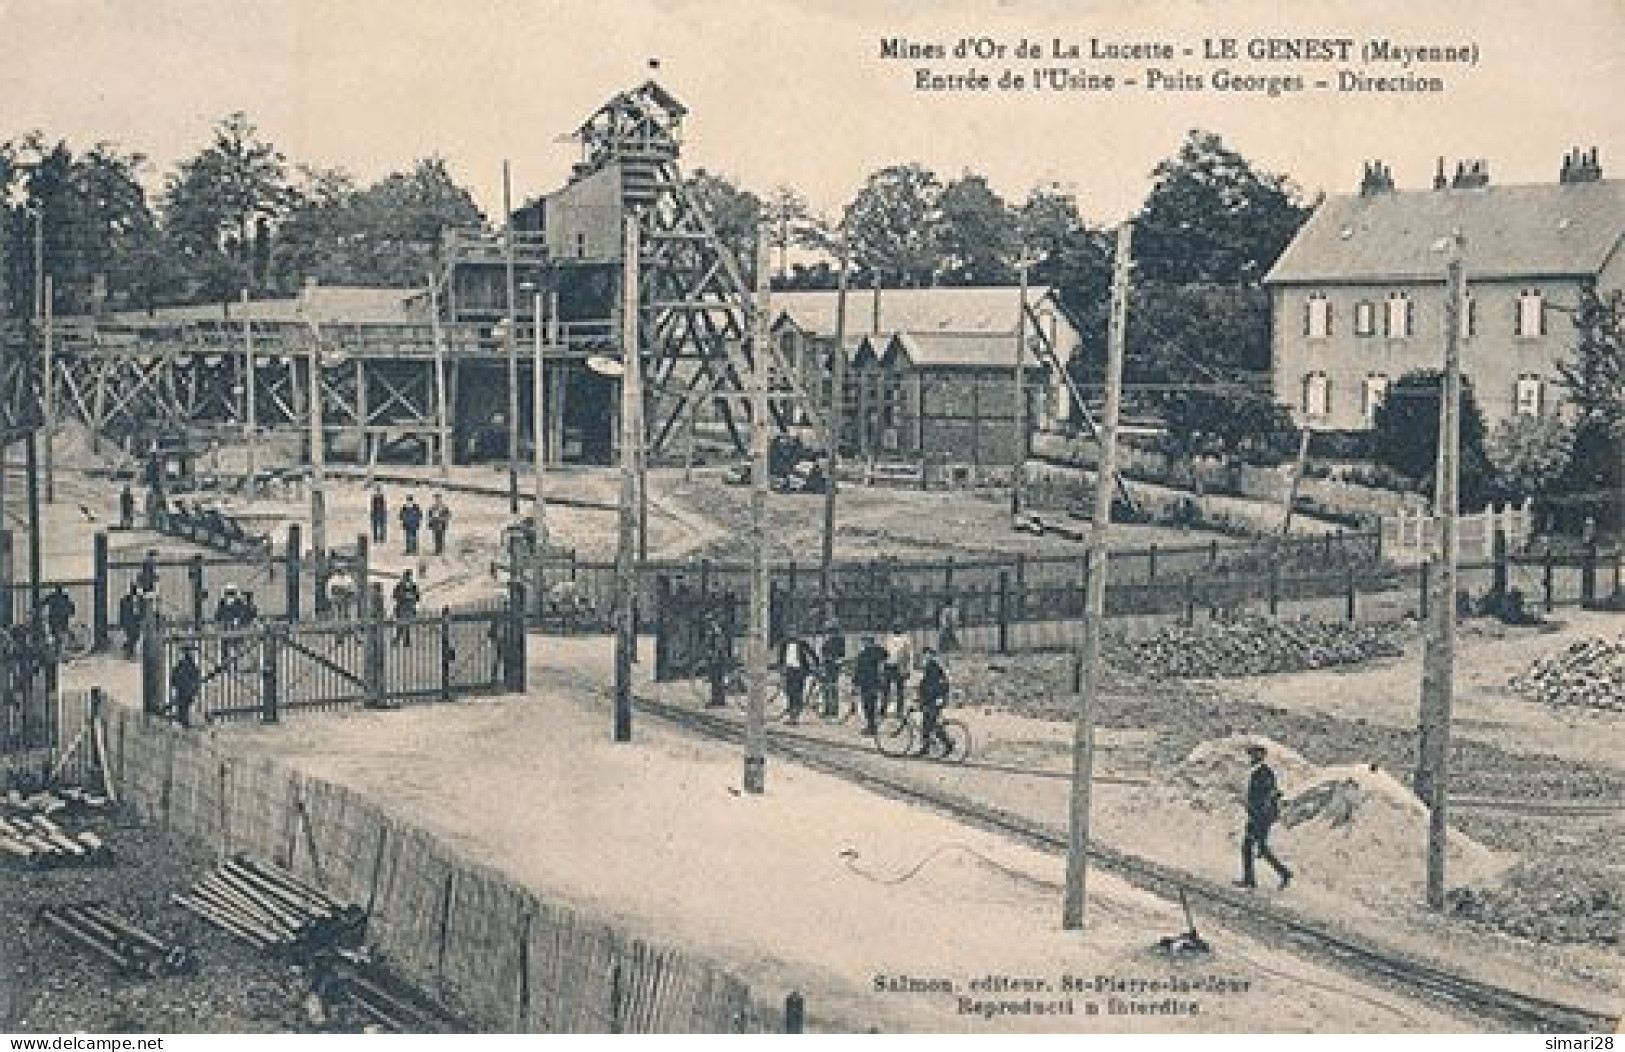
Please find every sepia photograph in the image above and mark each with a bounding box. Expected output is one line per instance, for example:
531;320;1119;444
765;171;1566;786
0;0;1620;1038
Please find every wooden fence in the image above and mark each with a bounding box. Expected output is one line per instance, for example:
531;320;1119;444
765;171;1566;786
95;704;778;1032
1381;501;1536;567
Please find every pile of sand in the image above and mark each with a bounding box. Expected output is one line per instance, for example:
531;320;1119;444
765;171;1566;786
1179;736;1506;897
1178;734;1315;794
1278;764;1505;889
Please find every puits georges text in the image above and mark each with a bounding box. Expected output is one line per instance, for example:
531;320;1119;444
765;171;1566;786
880;33;1479;97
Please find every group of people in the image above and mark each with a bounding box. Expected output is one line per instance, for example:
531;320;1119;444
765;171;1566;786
369;487;453;557
775;622;954;758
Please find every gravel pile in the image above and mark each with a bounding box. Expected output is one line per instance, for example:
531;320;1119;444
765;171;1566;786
1508;635;1625;711
1105;617;1407;679
1446;861;1623;946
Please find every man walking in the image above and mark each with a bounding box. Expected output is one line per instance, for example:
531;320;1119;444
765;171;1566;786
399;495;423;556
391;570;421;646
169;645;201;728
118;484;136;530
118;584;146;660
426;494;452;555
818;619;847;717
1237;743;1293;890
851;633;887;735
780;631;818;724
913;648;952;758
369;486;389;545
39;585;76;650
882;624;914;717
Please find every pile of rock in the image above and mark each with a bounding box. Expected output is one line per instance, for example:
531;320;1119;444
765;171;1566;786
1508;635;1625;711
1107;616;1406;679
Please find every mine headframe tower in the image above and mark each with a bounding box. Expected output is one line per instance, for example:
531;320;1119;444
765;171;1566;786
551;79;822;455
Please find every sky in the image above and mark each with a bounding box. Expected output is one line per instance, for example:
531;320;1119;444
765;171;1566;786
1;0;1621;226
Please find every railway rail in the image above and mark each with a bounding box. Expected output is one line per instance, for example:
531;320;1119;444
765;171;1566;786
636;692;1620;1034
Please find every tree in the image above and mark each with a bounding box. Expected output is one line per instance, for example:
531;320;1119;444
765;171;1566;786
1371;370;1495;511
162;112;294;296
685;169;762;280
1018;183;1087;286
1;134;165;315
1487;414;1575;503
936;172;1017;285
842;163;943;286
1135;129;1311;286
1557;286;1624;506
763;185;811;280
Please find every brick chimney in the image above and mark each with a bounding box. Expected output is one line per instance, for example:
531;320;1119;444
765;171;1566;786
1560;146;1603;184
1432;156;1448;190
1359;160;1395;195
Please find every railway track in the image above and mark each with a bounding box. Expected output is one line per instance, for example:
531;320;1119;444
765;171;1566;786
636;693;1619;1034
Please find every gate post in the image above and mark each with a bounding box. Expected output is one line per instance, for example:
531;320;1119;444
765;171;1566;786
1543;548;1555;611
260;623;281;724
506;580;527;693
188;554;206;630
0;528;11;627
285;523;302;621
996;571;1011;654
142;609;165;720
1014;553;1027;621
92;532;110;651
1491;527;1509;597
439;608;454;702
654;575;671;682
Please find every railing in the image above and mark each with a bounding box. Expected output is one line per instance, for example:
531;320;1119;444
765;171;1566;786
1382;501;1535;567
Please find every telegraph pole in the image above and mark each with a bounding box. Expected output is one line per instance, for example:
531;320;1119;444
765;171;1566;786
242;288;257;490
1421;231;1466;909
503;160;521;516
41;275;53;505
613;216;641;743
302;301;329;609
427;275;451;477
1010;260;1029;517
534;289;555;532
743;225;772;795
819;238;850;619
1063;221;1132;931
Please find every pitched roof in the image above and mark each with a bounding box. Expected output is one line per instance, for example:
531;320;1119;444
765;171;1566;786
773;285;1056;337
1266;180;1625;285
887;332;1041;369
110;286;430;327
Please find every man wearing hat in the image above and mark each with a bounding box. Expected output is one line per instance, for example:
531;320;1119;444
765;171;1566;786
1238;743;1293;890
170;645;201;728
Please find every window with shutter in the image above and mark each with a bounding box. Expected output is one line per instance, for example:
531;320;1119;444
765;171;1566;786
1354;301;1376;337
1362;374;1390;422
1306;294;1331;338
1514;375;1544;416
1517;290;1545;337
1386;293;1411;338
1303;372;1331;417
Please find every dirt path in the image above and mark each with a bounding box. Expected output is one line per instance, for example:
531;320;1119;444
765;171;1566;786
164;640;1483;1034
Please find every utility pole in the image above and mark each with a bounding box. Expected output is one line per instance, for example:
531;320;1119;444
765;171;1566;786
743;225;772;795
41;274;53;505
1062;221;1132;931
1010;260;1029;517
303;304;329;611
427;274;451;477
613;216;641;743
535;289;555;534
503;160;520;516
1420;231;1466;910
819;237;850;619
242;288;257;491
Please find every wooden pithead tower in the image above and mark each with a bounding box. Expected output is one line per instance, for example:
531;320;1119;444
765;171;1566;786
554;79;820;454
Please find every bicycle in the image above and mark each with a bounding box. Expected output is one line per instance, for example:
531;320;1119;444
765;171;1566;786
874;704;972;763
